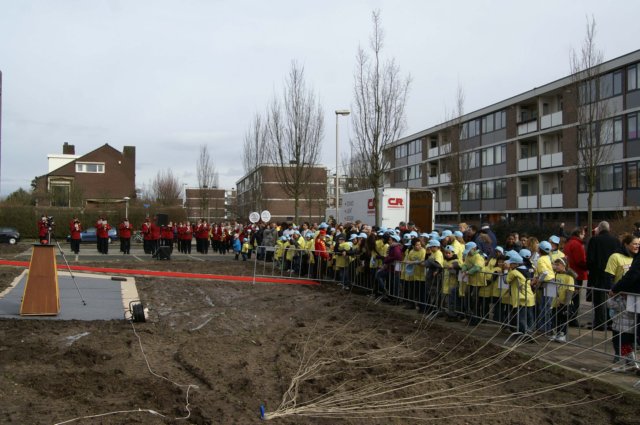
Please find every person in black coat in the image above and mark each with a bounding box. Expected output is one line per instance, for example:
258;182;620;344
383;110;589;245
586;221;622;330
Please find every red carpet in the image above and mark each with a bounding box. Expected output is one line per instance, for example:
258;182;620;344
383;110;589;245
0;260;319;286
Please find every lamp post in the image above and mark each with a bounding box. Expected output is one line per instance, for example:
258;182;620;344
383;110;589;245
124;196;130;218
335;109;350;225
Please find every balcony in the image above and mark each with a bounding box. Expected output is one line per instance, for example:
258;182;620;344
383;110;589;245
540;111;563;129
428;176;439;185
439;172;451;184
540;194;563;208
540;152;563;168
518;157;538;172
436;201;451;212
440;143;451;155
518;195;538;209
518;120;538;135
428;146;439;158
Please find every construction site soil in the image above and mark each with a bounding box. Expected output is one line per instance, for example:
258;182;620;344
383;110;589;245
0;244;639;424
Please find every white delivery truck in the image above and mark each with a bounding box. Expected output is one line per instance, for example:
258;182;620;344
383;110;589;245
335;188;435;232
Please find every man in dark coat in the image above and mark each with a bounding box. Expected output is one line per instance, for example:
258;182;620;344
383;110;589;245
586;221;621;330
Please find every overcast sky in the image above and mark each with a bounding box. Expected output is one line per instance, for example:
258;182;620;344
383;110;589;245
1;0;639;197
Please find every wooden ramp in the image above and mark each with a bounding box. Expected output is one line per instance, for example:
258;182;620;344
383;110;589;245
20;245;60;315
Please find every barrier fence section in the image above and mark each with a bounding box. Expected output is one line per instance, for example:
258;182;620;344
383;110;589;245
253;245;640;366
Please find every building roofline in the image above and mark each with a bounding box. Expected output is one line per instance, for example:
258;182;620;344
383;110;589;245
391;48;640;147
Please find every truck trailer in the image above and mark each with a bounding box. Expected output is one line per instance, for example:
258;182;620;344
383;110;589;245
335;188;435;232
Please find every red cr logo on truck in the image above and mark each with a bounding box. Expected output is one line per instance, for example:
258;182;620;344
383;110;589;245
388;198;404;207
367;198;375;210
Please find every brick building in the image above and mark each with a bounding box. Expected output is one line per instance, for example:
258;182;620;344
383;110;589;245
184;187;236;223
236;164;327;224
385;49;640;226
34;143;136;208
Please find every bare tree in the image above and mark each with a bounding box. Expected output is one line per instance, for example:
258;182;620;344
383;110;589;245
340;152;369;193
571;16;613;235
445;85;468;223
350;9;411;226
196;144;218;219
152;168;182;206
265;61;324;223
241;113;268;216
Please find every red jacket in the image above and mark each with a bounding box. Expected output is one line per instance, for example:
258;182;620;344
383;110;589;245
97;222;112;239
38;220;48;238
179;224;193;240
141;221;152;240
161;225;174;239
70;222;82;240
150;223;161;240
563;236;588;280
119;222;132;239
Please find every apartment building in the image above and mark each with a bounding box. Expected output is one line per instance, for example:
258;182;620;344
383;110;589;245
236;164;328;224
386;49;640;226
184;186;236;223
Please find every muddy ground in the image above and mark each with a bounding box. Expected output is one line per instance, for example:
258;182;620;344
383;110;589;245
0;243;639;424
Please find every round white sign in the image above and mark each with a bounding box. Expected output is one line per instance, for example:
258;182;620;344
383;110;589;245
260;210;271;223
249;212;260;223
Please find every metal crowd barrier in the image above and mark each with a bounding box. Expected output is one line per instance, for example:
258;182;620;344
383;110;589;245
253;246;640;364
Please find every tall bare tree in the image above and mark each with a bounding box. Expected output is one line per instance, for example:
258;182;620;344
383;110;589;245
152;168;182;206
196;144;218;219
265;61;324;223
445;85;468;223
340;152;369;193
241;113;268;216
351;9;411;226
571;16;613;235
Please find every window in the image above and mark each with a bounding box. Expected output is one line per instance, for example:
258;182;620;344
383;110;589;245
494;144;506;164
628;64;638;92
629;112;639;140
395;144;408;159
628;162;639;189
520;141;537;159
462;182;480;200
481;179;507;199
482;147;494;166
462;119;481;139
578;164;623;192
579;79;597;104
76;162;105;173
599;71;623;99
482;115;494;133
481;110;506;134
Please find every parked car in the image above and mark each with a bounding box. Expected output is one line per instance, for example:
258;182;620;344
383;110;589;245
0;227;20;244
66;226;119;243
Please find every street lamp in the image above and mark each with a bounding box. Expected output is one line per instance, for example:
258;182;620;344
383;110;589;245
124;196;130;218
335;109;350;224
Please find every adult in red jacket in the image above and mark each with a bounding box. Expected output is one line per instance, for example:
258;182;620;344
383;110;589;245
96;217;112;254
141;218;152;254
119;218;132;254
161;222;174;253
69;218;82;254
195;219;210;254
37;215;49;244
179;221;193;254
150;218;161;255
563;227;588;326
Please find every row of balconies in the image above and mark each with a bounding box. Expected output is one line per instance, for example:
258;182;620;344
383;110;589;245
518;152;563;171
435;193;564;212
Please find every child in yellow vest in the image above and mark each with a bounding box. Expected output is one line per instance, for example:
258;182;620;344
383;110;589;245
442;245;461;320
549;257;575;343
505;253;535;335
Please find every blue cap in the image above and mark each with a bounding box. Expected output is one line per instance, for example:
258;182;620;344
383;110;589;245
358;232;368;239
390;234;401;242
505;250;519;260
349;233;358;241
519;249;531;259
442;230;453;238
463;241;477;255
444;245;456;253
403;233;411;240
454;231;463;238
319;222;328;229
495;246;504;253
539;241;552;253
505;253;524;265
549;235;560;245
409;231;418;238
428;239;441;248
